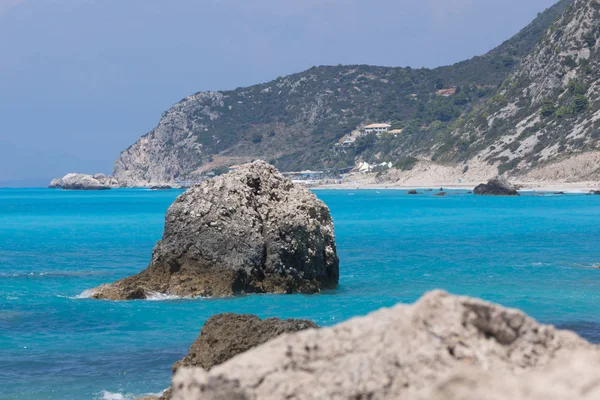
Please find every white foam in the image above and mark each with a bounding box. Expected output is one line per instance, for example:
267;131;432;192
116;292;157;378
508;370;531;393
145;291;201;301
99;391;129;400
98;389;166;400
74;289;97;299
71;289;204;301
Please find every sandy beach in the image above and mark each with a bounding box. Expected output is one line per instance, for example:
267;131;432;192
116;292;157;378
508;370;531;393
312;177;600;194
313;181;599;193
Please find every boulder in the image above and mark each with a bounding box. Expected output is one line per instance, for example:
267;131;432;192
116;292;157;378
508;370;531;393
407;190;418;195
171;291;596;400
474;178;520;196
161;314;317;400
591;190;600;195
48;173;112;190
89;161;339;299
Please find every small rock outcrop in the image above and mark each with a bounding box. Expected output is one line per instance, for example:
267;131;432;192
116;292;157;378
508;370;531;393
161;314;317;399
90;161;339;300
48;173;116;190
171;291;596;400
474;178;520;196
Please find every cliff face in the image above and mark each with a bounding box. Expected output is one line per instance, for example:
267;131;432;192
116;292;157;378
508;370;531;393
444;0;600;179
112;2;572;185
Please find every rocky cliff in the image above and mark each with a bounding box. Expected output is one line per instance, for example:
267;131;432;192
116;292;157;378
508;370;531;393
90;161;339;300
440;0;600;180
112;1;574;185
170;290;599;400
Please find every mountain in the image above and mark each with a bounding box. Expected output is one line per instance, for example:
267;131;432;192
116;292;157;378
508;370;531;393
113;0;578;185
437;0;600;181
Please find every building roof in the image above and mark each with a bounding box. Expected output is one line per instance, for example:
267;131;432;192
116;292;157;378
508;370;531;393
388;129;404;134
435;88;457;97
364;123;391;129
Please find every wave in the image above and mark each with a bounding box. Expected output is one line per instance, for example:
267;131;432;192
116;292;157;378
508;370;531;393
145;291;204;301
98;389;166;400
0;271;109;279
72;289;203;301
73;289;98;299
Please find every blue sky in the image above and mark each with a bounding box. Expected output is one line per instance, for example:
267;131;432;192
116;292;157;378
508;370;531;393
0;0;559;185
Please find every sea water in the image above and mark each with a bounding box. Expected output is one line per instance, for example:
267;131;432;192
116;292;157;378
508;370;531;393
1;188;600;399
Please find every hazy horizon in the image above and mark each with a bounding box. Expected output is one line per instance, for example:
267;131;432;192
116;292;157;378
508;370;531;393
0;0;559;186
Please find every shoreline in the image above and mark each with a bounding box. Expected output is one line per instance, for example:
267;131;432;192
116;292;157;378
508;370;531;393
311;181;600;194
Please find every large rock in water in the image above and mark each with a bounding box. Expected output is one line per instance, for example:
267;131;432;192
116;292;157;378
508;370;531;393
90;161;339;300
160;314;317;400
170;291;598;400
474;177;520;196
49;173;114;190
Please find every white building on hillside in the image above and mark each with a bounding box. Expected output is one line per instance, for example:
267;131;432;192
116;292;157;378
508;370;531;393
363;123;391;136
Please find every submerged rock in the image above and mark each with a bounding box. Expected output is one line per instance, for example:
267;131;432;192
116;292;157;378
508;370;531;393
149;185;173;190
171;291;596;400
90;161;339;300
161;314;317;399
433;191;447;197
407;190;418;195
48;173;114;190
474;178;520;196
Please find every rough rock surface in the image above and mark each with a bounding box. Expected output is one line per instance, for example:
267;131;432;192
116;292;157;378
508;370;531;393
170;290;596;400
474;178;520;196
90;161;339;300
161;314;317;400
48;173;117;190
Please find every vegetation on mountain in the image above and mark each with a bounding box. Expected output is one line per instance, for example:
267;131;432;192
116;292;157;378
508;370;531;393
113;0;582;184
437;0;600;176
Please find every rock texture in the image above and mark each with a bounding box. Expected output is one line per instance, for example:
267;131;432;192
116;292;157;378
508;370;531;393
48;173;117;190
170;291;598;400
90;161;339;300
474;178;520;196
447;0;600;177
161;314;317;400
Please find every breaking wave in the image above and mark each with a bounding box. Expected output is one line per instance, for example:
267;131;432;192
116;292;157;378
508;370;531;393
98;389;166;400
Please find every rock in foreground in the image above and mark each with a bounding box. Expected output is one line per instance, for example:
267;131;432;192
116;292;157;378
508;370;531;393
171;290;597;400
474;177;520;196
161;314;317;399
49;173;116;190
90;161;339;299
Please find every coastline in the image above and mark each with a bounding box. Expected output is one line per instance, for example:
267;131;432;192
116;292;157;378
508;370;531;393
312;181;600;194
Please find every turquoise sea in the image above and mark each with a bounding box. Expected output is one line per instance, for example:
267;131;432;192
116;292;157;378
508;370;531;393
1;188;600;399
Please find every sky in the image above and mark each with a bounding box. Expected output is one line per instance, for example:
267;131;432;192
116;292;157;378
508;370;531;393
0;0;559;185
